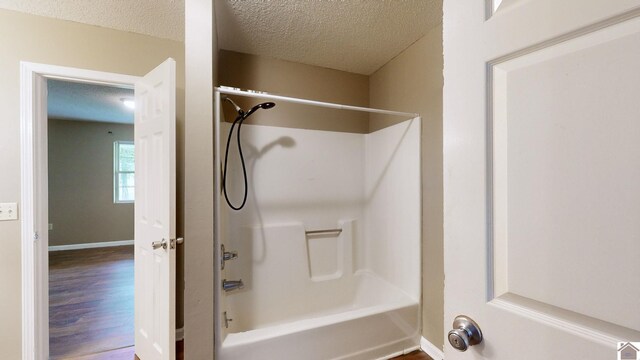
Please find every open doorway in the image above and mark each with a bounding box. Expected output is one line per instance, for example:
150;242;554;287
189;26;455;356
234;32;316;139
21;60;177;360
47;79;136;358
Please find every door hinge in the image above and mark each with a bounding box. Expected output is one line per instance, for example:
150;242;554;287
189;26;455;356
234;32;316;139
33;231;39;241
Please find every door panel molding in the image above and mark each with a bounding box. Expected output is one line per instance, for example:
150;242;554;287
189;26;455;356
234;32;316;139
487;6;640;66
485;4;640;346
134;58;177;360
444;0;640;358
490;294;639;346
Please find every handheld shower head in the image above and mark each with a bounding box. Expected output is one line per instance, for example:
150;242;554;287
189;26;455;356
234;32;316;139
221;99;277;211
245;102;276;117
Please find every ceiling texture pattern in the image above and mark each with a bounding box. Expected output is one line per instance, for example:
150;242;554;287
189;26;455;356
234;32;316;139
48;80;134;124
2;1;442;115
216;0;442;75
0;0;441;75
0;0;184;41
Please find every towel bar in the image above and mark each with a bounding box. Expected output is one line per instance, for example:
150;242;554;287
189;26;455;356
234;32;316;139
305;228;342;236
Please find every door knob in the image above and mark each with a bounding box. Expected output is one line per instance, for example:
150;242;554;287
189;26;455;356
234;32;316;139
448;315;483;352
152;239;168;250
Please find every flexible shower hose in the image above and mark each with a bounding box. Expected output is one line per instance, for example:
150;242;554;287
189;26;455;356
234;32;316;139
222;114;249;210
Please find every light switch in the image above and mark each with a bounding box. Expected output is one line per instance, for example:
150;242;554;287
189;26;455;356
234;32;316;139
0;203;19;221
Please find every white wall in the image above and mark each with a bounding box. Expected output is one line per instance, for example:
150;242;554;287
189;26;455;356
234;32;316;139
222;123;365;230
364;118;421;299
218;117;421;334
184;0;217;358
220;123;364;334
369;24;444;347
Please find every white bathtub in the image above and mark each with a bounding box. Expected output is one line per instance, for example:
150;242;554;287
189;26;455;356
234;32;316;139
220;271;420;360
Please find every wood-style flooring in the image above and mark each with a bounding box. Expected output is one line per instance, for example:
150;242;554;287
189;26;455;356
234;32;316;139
393;350;434;360
49;246;135;359
64;342;426;360
60;341;184;360
49;246;432;360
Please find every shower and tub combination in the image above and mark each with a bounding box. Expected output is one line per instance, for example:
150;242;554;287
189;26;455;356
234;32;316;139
214;87;422;360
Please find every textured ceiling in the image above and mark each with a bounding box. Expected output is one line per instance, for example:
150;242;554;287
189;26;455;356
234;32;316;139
216;0;442;75
48;80;134;124
0;0;184;41
0;0;442;75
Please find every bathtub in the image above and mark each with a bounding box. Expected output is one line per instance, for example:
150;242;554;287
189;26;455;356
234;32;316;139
218;222;420;360
220;271;420;360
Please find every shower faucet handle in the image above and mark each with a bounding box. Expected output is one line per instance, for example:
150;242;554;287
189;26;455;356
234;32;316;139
224;250;238;261
221;244;238;270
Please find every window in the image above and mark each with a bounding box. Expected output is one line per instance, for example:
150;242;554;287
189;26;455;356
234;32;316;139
114;141;135;203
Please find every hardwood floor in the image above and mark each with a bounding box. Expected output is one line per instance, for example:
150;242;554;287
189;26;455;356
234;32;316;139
61;341;184;360
67;344;427;360
49;246;135;359
393;350;434;360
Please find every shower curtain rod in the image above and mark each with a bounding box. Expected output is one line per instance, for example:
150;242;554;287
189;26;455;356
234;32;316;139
215;86;419;118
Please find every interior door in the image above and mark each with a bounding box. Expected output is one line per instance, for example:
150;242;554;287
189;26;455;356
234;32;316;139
444;1;640;359
134;58;177;360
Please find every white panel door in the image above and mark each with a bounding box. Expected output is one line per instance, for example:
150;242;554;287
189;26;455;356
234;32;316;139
444;1;640;359
134;58;177;360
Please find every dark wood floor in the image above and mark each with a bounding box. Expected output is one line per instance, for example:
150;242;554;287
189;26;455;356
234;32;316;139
66;341;423;360
393;350;433;360
49;246;431;360
49;246;135;359
62;341;184;360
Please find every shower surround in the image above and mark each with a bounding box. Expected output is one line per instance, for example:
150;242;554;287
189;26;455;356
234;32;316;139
216;102;421;359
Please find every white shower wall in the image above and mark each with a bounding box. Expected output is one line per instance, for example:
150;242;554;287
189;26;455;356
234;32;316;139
222;122;366;234
218;117;421;358
365;119;421;298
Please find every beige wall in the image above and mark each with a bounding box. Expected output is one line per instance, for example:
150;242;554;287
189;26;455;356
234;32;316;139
184;0;217;358
369;25;444;348
218;50;370;133
0;9;185;358
48;119;134;246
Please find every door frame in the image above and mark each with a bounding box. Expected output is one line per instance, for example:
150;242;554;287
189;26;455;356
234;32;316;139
20;61;140;360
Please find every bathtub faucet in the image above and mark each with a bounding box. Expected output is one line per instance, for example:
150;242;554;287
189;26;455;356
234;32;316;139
221;244;238;270
222;279;244;292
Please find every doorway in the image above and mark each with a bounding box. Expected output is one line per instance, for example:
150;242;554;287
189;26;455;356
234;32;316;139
46;79;136;358
21;59;178;360
20;63;141;360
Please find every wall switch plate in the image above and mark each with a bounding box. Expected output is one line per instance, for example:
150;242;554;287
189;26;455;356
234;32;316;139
49;223;53;230
0;203;19;221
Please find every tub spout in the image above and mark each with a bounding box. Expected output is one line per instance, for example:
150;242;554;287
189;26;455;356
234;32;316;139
222;279;244;292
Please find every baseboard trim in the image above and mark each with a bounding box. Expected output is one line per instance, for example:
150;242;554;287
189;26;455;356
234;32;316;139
421;337;444;360
48;240;134;251
176;327;184;341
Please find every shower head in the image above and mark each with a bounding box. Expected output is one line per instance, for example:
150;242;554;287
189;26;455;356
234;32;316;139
245;102;276;117
221;95;276;119
222;96;244;116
